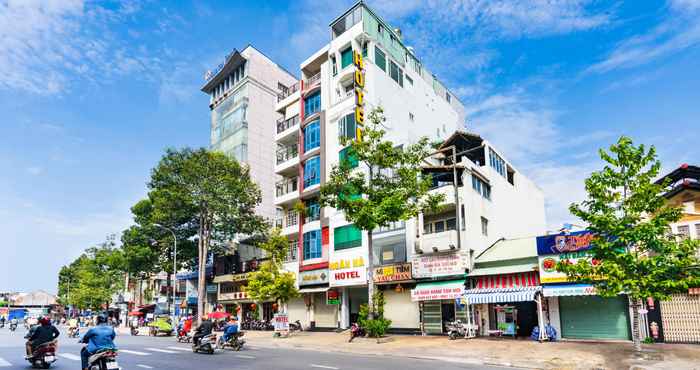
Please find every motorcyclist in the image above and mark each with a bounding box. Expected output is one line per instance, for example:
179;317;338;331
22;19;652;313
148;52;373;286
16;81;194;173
80;313;116;370
192;316;213;346
10;318;19;329
25;317;59;358
221;317;239;343
68;317;79;337
0;316;5;327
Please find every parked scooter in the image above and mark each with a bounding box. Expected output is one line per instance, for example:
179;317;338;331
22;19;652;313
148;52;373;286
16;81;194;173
26;340;58;369
86;348;120;370
192;334;216;354
289;320;303;332
447;320;466;340
216;332;245;351
348;323;365;342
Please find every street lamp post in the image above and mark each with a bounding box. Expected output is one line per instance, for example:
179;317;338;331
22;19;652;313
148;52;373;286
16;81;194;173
154;224;177;318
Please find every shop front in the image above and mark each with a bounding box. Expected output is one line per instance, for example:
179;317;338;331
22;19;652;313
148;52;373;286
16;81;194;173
537;231;631;341
329;248;368;328
374;263;418;331
298;268;335;330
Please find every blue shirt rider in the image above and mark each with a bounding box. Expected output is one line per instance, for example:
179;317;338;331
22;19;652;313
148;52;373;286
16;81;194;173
80;313;116;370
222;317;239;342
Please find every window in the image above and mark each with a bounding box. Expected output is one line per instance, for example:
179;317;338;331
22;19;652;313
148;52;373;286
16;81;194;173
286;210;298;227
446;218;457;231
446;92;451;102
472;175;491;200
678;225;690;239
374;47;386;72
303;230;322;259
406;75;413;86
423;222;432;235
434;220;445;233
304;91;321;116
304;120;320;152
332;6;362;38
287;240;298;262
339;147;358;168
378;24;384;35
303;156;320;187
481;217;488;236
341;47;353;69
409;112;414;122
389;60;403;87
390;34;397;47
696;223;700;239
489;148;507;178
335;224;362;250
305;199;320;223
330;56;337;76
460;205;466;230
338;113;356;140
362;42;368;58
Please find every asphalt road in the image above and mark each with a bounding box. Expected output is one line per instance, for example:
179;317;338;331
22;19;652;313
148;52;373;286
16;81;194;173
0;326;510;370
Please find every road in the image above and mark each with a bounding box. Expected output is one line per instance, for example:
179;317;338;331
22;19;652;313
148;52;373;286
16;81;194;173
0;326;510;370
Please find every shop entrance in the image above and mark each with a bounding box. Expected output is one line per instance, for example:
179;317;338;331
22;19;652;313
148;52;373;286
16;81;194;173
514;301;537;337
488;302;538;337
441;302;456;332
348;288;368;324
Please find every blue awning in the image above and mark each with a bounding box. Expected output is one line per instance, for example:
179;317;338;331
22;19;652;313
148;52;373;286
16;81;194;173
463;286;541;304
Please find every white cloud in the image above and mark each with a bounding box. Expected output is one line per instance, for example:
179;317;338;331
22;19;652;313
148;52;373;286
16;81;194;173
586;1;700;74
26;166;43;175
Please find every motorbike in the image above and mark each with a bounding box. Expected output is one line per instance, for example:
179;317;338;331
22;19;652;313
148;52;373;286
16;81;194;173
289;320;303;332
26;340;58;369
348;323;365;342
130;326;139;336
0;321;4;329
447;320;466;340
86;348;120;370
216;332;245;351
176;329;192;343
147;317;173;337
10;323;17;332
68;327;80;338
191;333;216;354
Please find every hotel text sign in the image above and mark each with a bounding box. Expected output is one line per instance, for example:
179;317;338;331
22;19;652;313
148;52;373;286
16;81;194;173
353;50;365;142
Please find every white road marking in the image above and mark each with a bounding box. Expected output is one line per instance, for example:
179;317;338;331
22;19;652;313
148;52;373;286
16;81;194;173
121;349;150;356
235;354;256;359
146;347;177;354
59;353;81;361
310;365;339;370
137;365;153;369
166;346;191;351
0;357;11;367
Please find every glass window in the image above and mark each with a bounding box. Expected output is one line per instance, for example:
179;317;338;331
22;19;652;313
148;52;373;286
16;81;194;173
423;222;432;235
303;156;321;187
446;92;451;102
390;60;399;83
339;147;358;168
695;223;700;240
362;42;368;58
331;56;337;76
305;199;320;222
678;225;690;239
304;120;320;152
304;91;321;116
446;218;457;231
489;148;507;178
406;75;413;86
334;224;362;250
303;230;322;259
338;113;356;140
472;175;491;200
375;47;386;72
481;217;488;236
434;220;445;233
341;47;353;69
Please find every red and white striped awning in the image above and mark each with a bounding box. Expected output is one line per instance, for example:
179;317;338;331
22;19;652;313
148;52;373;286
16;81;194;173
472;271;540;289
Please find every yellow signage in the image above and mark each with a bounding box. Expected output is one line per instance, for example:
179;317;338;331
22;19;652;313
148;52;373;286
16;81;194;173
330;257;365;270
353;50;365;141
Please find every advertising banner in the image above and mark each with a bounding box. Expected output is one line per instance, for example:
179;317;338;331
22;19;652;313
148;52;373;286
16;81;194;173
373;263;412;283
411;251;468;279
330;249;368;287
273;313;289;333
298;269;329;286
538;251;599;283
542;284;597;297
410;280;465;302
536;231;595;256
326;289;340;305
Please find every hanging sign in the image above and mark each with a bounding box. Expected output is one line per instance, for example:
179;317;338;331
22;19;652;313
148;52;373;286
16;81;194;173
536;231;595;256
326;289;340;305
330;253;367;287
373;263;412;283
298;269;329;286
353;50;365;142
411;251;468;279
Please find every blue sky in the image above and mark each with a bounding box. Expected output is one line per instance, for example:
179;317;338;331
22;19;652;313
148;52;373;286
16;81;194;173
1;0;699;293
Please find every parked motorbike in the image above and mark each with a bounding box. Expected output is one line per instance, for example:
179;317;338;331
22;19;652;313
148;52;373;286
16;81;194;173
68;327;80;338
348;323;365;342
447;320;466;340
176;329;192;343
26;340;58;369
86;348;120;370
192;333;216;354
289;320;303;332
216;332;245;351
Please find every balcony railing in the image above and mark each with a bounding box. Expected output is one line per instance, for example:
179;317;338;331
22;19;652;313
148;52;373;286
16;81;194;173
277;82;300;102
276;177;298;197
286;241;298;262
277;115;299;134
375;220;406;234
304;72;321;88
276;145;299;164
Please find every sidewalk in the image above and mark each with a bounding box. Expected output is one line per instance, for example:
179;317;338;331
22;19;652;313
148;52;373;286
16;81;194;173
242;330;700;370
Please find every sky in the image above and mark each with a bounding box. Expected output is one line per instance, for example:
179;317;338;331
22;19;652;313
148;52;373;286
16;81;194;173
1;0;699;293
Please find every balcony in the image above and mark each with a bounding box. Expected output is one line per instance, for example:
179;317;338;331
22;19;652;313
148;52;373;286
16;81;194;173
429;184;457;206
276;115;300;139
420;230;459;253
281;211;299;236
275;177;299;206
285;240;298;263
303;72;321;95
275;145;299;175
277;82;300;102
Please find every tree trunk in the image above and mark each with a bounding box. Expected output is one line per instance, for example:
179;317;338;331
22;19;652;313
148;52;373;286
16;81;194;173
630;298;642;352
367;229;375;320
196;220;207;326
166;271;172;316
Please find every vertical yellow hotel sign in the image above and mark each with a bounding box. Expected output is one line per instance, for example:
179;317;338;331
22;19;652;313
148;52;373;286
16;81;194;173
353;50;365;142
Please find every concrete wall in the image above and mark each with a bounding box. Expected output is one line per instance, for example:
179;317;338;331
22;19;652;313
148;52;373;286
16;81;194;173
383;289;420;329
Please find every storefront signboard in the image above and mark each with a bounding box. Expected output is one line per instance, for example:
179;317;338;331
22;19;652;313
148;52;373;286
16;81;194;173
330;250;368;287
206;284;218;293
326;289;340;305
411;280;465;301
298;269;329;286
542;284;597;297
273;313;289;332
411;251;468;279
373;263;412;283
538;251;600;283
536;231;594;256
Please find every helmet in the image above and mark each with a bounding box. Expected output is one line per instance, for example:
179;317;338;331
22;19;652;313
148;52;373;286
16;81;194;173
96;313;108;324
39;317;50;326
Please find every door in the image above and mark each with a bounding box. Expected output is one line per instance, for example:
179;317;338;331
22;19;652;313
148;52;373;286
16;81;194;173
422;301;442;334
559;295;631;340
441;301;456;333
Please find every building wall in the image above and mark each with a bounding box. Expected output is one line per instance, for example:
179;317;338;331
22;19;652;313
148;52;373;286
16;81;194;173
383;289;419;329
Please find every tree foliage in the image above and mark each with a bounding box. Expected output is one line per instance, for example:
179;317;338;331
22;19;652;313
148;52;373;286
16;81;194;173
246;229;299;305
57;235;125;310
147;148;267;323
557;136;700;349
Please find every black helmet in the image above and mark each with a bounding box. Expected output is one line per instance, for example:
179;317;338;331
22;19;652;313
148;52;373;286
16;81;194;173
96;313;108;324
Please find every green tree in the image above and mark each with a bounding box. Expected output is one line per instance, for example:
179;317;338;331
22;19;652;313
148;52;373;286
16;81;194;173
320;106;443;319
148;148;266;324
558;136;700;351
246;229;299;308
